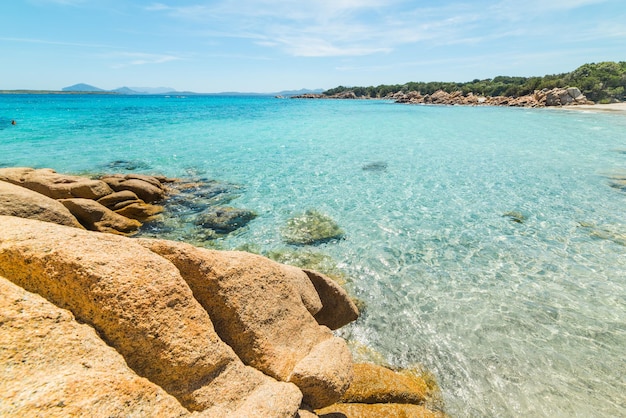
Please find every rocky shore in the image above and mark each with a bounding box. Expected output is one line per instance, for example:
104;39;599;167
0;167;446;417
293;86;595;108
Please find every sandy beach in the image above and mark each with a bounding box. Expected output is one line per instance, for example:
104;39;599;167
563;102;626;114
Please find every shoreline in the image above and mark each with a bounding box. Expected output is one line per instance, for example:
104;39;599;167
561;102;626;114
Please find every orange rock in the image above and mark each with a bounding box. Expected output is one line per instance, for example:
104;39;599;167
59;198;142;234
316;402;445;418
138;239;353;408
0;167;113;200
0;217;302;416
0;180;84;229
0;276;192;418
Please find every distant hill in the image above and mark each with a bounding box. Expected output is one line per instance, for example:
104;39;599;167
323;61;626;103
111;87;143;95
129;86;176;94
58;84;325;96
62;83;105;92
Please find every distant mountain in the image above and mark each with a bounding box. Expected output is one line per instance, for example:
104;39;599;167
62;83;105;92
60;84;326;96
129;86;176;94
111;87;143;95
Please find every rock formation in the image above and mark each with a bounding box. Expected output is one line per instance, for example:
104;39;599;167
0;167;167;235
137;239;353;408
0;180;84;229
0;276;193;417
294;86;595;108
392;87;593;107
0;168;447;417
0;216;302;416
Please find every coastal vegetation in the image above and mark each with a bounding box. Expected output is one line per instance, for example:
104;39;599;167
324;61;626;103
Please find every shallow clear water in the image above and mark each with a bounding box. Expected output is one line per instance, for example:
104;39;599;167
2;94;625;417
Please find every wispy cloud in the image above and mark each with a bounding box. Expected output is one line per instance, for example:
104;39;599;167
108;52;182;69
145;0;623;58
0;36;118;49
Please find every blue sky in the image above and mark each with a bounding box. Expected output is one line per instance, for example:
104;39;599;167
2;0;625;92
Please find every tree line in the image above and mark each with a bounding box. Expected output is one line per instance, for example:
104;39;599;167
324;61;626;103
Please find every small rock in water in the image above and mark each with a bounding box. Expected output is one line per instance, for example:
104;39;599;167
362;161;388;172
503;211;526;223
195;206;257;233
105;160;151;171
282;210;344;245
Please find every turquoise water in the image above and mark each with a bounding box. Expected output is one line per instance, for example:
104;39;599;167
2;94;625;417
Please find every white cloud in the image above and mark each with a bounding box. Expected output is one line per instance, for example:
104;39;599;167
109;52;182;69
144;0;623;58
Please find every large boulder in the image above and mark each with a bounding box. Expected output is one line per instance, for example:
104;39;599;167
0;276;192;417
0;180;84;229
59;198;142;235
138;239;353;408
302;269;359;330
0;167;113;200
0;216;302;416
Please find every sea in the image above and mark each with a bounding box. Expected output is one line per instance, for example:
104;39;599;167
1;94;625;417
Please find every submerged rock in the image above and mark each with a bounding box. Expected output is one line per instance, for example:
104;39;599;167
195;206;257;233
266;249;347;285
362;161;388;172
282;210;345;245
503;211;526;224
104;159;151;171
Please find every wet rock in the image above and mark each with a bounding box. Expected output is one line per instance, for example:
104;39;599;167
315;402;445;418
0;180;84;229
59;198;142;235
138;239;354;408
339;363;430;404
0;167;113;200
282;210;345;245
195;206;257;233
316;363;446;418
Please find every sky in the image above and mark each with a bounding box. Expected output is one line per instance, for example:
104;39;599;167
2;0;625;93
